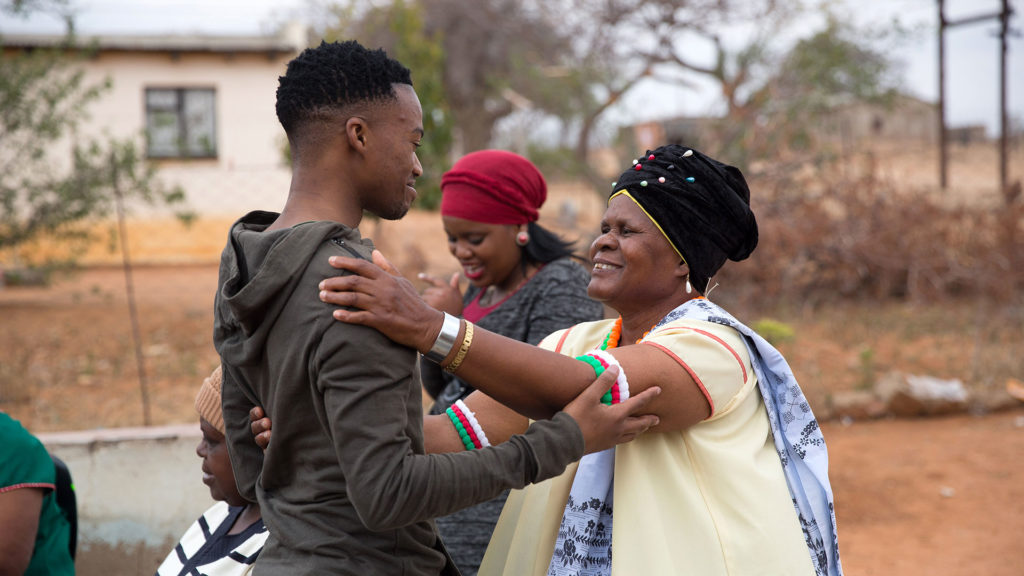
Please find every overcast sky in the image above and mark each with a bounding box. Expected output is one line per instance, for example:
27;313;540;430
2;0;1020;136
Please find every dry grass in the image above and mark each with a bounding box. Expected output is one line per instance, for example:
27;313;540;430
1;140;1022;431
1;230;1021;432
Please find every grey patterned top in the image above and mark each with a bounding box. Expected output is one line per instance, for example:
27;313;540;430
423;257;605;575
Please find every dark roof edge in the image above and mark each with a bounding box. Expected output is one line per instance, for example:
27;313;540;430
1;31;303;55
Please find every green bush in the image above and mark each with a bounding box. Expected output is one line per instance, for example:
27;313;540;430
752;318;795;345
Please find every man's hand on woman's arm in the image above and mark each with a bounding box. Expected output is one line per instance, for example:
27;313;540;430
251;367;660;456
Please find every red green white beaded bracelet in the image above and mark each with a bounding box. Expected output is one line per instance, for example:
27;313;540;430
589;349;629;403
445;405;476;450
574;350;630;406
454;399;489;448
445;400;489;450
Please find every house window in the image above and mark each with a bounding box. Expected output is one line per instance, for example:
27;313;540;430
145;88;217;158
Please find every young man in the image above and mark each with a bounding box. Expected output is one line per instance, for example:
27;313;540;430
213;40;657;575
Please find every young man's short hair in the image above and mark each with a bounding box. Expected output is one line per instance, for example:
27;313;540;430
275;40;413;138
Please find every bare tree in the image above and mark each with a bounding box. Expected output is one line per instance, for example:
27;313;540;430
312;0;899;193
530;0;793;189
314;0;578;157
418;0;585;155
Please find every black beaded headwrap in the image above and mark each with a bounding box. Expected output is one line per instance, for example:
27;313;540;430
610;144;758;295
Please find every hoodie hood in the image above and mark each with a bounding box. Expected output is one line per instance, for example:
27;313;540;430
213;211;371;368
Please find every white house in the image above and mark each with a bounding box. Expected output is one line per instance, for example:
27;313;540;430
3;23;306;221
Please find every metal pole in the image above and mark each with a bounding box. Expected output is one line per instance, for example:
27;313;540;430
998;0;1009;196
940;2;1013;193
111;151;152;426
938;0;948;190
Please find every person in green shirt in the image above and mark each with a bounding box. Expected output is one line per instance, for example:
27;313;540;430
0;411;74;575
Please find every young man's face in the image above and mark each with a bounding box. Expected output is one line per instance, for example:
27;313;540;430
360;83;424;221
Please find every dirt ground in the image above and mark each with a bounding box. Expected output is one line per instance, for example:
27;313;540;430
2;264;1022;575
2;206;1023;575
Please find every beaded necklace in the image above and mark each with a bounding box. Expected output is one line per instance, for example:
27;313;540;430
599;316;651;350
600;317;623;349
585;316;649;406
590;306;703;403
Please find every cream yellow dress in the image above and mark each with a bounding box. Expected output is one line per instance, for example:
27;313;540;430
480;318;816;576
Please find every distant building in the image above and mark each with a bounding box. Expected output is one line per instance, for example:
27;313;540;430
629;116;714;153
947;125;989;146
822;93;940;144
2;24;306;216
623;93;987;155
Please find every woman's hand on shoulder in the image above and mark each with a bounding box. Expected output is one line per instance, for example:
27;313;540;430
320;249;444;352
418;271;464;316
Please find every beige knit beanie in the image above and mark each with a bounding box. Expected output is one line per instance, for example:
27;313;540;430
194;365;224;434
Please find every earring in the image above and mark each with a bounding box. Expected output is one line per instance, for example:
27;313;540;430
515;231;530;247
685;277;692;294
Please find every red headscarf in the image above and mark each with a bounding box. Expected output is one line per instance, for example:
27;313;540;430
439;150;547;225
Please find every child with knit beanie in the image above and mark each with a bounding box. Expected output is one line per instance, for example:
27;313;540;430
155;366;267;576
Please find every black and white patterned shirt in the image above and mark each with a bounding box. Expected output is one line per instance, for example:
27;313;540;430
156;501;267;576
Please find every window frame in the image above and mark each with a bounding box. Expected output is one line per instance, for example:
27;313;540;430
144;87;218;160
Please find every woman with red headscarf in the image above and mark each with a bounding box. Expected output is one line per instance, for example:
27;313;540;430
417;149;604;574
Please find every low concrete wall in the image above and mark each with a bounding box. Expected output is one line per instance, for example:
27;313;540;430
39;424;213;576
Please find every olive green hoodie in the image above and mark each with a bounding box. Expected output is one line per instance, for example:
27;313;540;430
213;211;583;576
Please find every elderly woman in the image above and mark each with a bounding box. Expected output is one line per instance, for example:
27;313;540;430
313;144;842;576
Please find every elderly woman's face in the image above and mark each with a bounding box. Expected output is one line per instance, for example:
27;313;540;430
587;195;685;311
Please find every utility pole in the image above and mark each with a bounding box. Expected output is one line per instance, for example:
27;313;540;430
938;0;947;189
998;0;1010;196
936;0;1016;193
